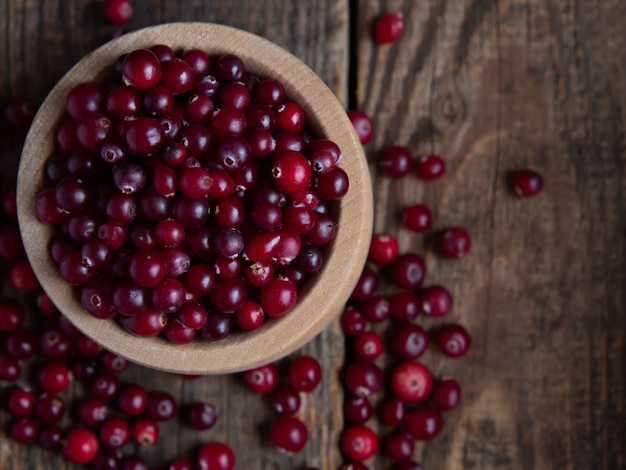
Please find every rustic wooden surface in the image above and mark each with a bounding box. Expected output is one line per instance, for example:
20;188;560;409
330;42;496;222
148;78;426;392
1;1;625;469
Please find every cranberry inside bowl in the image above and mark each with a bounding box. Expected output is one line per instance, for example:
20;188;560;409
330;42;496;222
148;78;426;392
16;23;373;375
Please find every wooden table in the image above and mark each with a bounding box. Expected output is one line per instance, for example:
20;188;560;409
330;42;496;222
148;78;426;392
1;1;624;469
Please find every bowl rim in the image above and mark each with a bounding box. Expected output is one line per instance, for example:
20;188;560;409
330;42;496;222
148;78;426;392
16;22;373;375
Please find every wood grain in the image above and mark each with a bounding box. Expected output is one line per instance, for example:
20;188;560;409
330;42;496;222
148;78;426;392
1;0;625;469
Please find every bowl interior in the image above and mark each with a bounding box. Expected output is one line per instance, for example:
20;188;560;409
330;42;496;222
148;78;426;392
16;23;372;374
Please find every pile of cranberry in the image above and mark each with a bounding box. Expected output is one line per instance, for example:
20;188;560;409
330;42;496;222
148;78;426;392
35;45;349;344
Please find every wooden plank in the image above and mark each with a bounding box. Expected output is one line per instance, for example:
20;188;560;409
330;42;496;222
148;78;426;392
355;0;626;469
0;1;348;469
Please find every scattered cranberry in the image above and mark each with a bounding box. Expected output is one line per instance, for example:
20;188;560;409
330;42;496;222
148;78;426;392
62;428;99;464
350;266;379;302
340;425;378;462
10;416;39;444
344;360;383;398
378;398;405;427
368;233;399;265
104;0;133;25
375;12;405;44
431;377;462;410
132;417;160;446
37;361;72;394
385;432;415;461
116;383;148;416
379;145;412;177
353;331;384;360
340;307;367;337
7;386;36;416
4;96;36;129
402;204;432;232
347;110;373;145
436;324;471;358
344;396;374;424
147;391;178;421
405;406;445;441
197;441;235;470
269;416;309;453
415;154;445;180
243;363;279;394
389;253;426;289
434;227;471;259
184;402;217;430
272;384;301;416
288;355;322;392
420;285;453;316
512;169;543;197
99;415;131;449
391;361;433;403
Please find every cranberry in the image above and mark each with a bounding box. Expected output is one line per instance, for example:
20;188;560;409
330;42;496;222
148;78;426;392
353;331;383;360
340;425;378;462
391;361;433;403
389;291;421;322
181;49;211;76
379;397;406;426
39;425;63;451
184;402;217;430
128;250;166;287
7;386;36;416
435;227;471;259
122;49;162;90
272;384;301;416
288;355;322;392
66;83;106;121
9;261;41;291
214;54;244;82
146;391;177;421
106;86;142;118
200;311;232;341
91;371;120;400
389;253;426;289
99;416;131;449
243;363;278;394
385;432;415;461
36;393;66;424
0;356;21;381
431;377;461;410
340;307;367;337
270;416;309;453
344;360;383;398
315;166;349;200
132;418;159;446
271;150;312;193
391;324;429;360
234;299;264;330
513;169;543;196
379;145;412;177
5;329;38;360
118;308;167;336
344;395;374;424
375;12;405;44
78;397;108;427
10;416;39;444
405;406;445;441
254;78;285;106
402;204;432;232
419;285;453;317
162;59;195;94
350;266;379;302
101;350;129;373
197;442;235;470
360;296;390;323
368;233;399;265
63;428;99;464
104;0;133;25
116;383;148;416
347;110;373;145
436;324;471;358
210;278;247;313
4;96;36;129
415;154;445;180
38;361;72;394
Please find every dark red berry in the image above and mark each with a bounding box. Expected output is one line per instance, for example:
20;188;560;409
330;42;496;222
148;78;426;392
405;406;445;441
184;402;217;430
132;418;159;446
272;384;301;416
104;0;133;25
435;227;471;259
243;363;278;394
436;324;471;358
340;425;378;462
385;432;415;461
431;377;461;410
379;145;412;177
402;204;432;232
344;360;383;398
375;12;405;44
344;396;374;424
391;362;433;403
63;428;99;464
288;355;322;392
122;49;162;90
270;416;308;453
197;442;235;470
513;169;543;197
347;110;373;145
389;253;426;289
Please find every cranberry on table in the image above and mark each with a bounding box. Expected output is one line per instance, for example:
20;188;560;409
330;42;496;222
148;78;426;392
340;306;367;337
390;323;429;360
379;145;413;177
379;397;406;427
344;360;384;398
36;393;66;424
435;227;471;259
288;355;322;392
269;415;309;453
104;0;133;25
7;386;36;416
368;233;399;266
132;417;160;446
184;402;217;430
391;361;433;403
388;253;426;289
4;96;36;129
116;383;148;416
420;285;453;316
385;432;415;461
350;266;380;302
37;361;72;394
340;425;378;462
431;377;462;410
272;384;301;416
389;291;422;322
402;203;432;232
344;395;374;424
512;169;544;197
62;428;99;464
243;363;279;394
9;417;39;444
375;12;405;44
347;110;374;145
405;405;445;441
147;391;178;421
353;331;384;360
436;324;472;358
99;415;131;449
415;154;446;180
197;441;236;470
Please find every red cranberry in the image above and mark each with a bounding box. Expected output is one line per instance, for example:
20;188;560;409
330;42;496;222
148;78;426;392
270;416;309;453
360;296;390;323
435;227;471;259
9;416;39;444
132;418;159;446
391;362;433;403
379;145;412;177
379;397;405;426
5;329;38;360
66;83;106;121
78;397;108;427
122;49;162;90
4;96;36;129
385;432;415;461
405;406;445;441
197;442;235;470
344;360;383;398
402;204;432;232
39;425;63;451
420;285;453;316
344;395;374;424
288;355;322;392
436;324;471;358
184;402;217;430
340;307;367;337
513;169;543;196
415;154;445;180
146;391;177;421
271;150;312;193
243;363;278;394
347;110;373;145
99;415;131;449
272;384;301;416
91;371;120;400
260;278;297;318
353;331;384;360
0;356;21;381
389;291;421;322
63;428;99;464
10;260;42;291
340;425;378;462
116;383;148;416
389;253;426;289
368;233;399;265
36;393;66;424
234;299;265;331
391;324;429;360
375;12;405;44
7;386;36;416
431;377;461;410
38;361;72;394
350;266;379;301
104;0;133;25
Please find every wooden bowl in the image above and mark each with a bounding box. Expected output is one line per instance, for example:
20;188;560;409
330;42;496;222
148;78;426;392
16;23;373;375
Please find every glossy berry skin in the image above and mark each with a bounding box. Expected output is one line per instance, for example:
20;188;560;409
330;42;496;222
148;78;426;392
288;356;322;392
272;384;301;416
7;387;36;416
350;266;379;302
271;150;312;193
368;233;399;266
62;428;99;464
9;417;39;444
116;383;148;416
347;110;373;145
353;331;384;360
184;402;217;430
420;285;453;317
37;361;72;394
431;378;461;410
379;146;412;177
340;425;378;462
147;391;177;421
391;324;429;360
385;432;415;461
344;396;374;424
389;291;422;322
132;418;159;446
99;415;130;449
261;278;298;318
197;441;235;470
435;227;471;259
243;363;279;394
104;0;133;25
402;204;432;232
269;416;309;453
344;360;383;398
379;398;406;426
391;361;433;403
405;406;445;441
513;169;543;197
415;154;445;180
0;300;25;331
340;307;367;337
375;12;405;44
436;324;471;358
389;253;426;289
